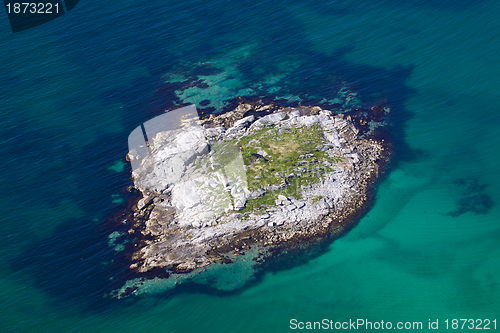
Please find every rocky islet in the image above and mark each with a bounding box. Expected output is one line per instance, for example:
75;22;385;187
112;100;391;297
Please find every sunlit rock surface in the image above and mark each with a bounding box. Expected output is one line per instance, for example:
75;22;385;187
114;101;390;297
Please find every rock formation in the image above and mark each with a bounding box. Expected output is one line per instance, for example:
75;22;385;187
114;101;390;296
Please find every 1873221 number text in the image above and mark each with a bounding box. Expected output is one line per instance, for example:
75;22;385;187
445;319;497;330
6;3;59;14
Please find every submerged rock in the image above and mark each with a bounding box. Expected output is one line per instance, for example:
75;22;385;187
113;101;391;297
447;178;494;217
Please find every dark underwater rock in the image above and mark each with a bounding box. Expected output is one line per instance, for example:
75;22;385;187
447;178;494;217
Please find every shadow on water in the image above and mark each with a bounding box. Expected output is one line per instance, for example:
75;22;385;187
8;131;143;313
8;0;422;315
11;217;129;312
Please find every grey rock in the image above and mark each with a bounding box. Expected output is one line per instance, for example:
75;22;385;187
266;184;285;191
257;149;269;157
175;260;197;272
296;201;306;209
249;112;286;130
233;115;255;128
248;189;266;200
137;194;155;210
314;199;329;210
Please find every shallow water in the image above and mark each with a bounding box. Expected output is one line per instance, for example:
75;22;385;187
1;0;499;331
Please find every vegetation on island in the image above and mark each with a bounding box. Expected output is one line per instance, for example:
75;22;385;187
186;122;344;217
233;123;343;213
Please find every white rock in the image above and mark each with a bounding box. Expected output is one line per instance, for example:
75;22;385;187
347;153;360;163
297;115;319;127
225;126;244;136
233;115;255;128
257;150;268;157
233;192;246;210
204;127;224;138
314;199;329;210
249;112;286;130
260;112;285;124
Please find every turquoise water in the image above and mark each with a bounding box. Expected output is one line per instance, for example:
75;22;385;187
1;0;499;331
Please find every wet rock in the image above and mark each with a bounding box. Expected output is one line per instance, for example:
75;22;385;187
175;261;197;273
137;193;155;210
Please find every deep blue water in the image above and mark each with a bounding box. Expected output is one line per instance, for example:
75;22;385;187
1;0;500;332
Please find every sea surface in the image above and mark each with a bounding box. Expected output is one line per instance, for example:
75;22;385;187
1;0;500;331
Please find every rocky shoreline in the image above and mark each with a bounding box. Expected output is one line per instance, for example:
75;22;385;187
111;100;391;297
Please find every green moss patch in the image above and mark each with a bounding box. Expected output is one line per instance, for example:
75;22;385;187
233;124;342;213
